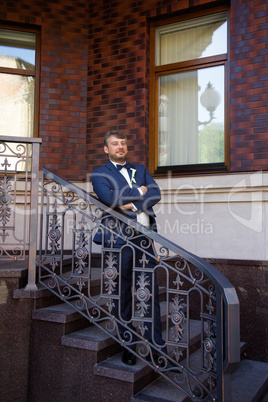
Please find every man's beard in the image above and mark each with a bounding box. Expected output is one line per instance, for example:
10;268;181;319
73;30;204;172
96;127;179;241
113;153;127;163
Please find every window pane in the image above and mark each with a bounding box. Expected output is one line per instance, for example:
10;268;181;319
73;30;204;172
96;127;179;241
156;12;227;65
158;65;224;166
0;73;35;137
0;29;36;68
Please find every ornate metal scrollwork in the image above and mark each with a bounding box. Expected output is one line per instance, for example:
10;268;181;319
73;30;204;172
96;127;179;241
75;216;89;275
136;271;151;318
0;172;12;243
204;320;217;373
37;168;239;401
0;140;34;260
173;273;184;290
203;288;217;372
106;298;115;314
170;295;186;342
138;321;148;337
104;252;118;295
48;214;62;255
204;319;217;373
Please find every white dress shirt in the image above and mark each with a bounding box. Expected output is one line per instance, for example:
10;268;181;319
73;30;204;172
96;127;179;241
111;160;150;227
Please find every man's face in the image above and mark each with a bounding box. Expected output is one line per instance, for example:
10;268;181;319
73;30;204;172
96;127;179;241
104;135;128;163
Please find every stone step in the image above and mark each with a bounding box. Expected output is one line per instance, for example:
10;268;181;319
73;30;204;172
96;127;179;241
59;301;182;358
231;359;268;402
60;314;204;399
92;319;202;390
131;376;189;402
29;265;258;402
31;266;104;323
62;324;116;351
30;265;258;402
62;313;202;356
32;300;89;324
62;314;246;375
132;346;214;401
60;322;157;400
62;324;122;362
131;358;268;402
94;351;157;396
97;347;209;401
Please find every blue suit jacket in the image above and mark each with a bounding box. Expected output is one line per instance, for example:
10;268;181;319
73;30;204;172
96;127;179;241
92;160;161;245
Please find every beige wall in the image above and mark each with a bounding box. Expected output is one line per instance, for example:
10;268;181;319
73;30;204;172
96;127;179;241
4;171;268;261
155;172;267;260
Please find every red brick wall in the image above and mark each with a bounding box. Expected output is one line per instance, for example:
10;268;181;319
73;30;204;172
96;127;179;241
86;0;222;172
86;1;150;171
230;0;268;172
0;0;267;178
0;0;90;180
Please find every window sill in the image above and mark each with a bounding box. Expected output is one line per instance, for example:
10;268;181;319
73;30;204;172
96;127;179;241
154;163;228;176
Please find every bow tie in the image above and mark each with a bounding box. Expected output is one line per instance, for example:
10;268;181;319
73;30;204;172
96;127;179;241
116;162;131;171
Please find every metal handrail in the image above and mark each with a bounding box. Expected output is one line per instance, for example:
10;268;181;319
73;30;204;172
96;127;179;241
38;167;240;401
0;136;42;290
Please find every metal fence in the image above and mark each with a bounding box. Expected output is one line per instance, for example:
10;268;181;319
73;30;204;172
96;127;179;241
0;136;41;290
38;167;240;401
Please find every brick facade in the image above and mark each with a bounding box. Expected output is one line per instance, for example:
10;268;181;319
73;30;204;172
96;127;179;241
0;0;267;179
0;0;90;180
229;0;268;172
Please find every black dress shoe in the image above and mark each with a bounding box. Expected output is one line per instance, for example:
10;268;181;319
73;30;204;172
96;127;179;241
122;350;136;366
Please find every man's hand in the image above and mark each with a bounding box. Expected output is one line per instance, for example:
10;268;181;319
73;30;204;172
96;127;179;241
119;203;134;210
139;186;148;195
118;186;148;210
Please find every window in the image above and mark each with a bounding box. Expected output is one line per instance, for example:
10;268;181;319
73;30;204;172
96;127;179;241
150;11;228;173
0;27;40;138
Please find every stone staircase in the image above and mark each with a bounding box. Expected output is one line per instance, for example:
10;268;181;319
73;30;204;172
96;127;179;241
26;260;268;402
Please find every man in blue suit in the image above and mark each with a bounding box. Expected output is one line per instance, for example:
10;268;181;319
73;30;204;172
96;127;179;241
92;130;166;365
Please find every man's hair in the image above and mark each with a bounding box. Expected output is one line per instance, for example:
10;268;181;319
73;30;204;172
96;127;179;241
104;130;126;147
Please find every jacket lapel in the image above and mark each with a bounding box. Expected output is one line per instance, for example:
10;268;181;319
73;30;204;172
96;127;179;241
105;160;141;189
105;160;129;187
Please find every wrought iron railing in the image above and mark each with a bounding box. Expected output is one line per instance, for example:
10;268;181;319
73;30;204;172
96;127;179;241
38;167;240;401
0;136;42;290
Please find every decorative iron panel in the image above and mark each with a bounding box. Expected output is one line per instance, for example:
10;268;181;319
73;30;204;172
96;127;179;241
0;139;32;260
38;168;240;401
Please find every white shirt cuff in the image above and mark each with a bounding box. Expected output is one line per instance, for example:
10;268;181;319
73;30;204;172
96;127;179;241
131;203;138;212
138;187;144;196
